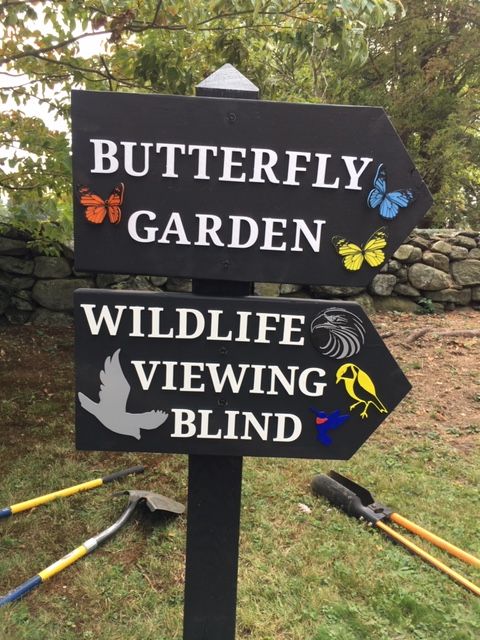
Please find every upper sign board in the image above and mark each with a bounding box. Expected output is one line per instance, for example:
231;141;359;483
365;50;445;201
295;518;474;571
71;91;432;286
75;289;411;460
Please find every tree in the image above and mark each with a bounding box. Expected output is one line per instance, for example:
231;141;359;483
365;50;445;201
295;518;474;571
328;0;480;227
0;1;409;248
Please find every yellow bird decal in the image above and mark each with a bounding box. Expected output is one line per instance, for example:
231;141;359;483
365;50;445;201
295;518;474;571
336;363;388;419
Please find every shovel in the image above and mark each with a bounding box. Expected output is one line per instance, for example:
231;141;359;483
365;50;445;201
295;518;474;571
311;470;480;597
0;489;185;607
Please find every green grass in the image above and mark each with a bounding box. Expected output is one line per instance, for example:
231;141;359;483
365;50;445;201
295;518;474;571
0;327;479;639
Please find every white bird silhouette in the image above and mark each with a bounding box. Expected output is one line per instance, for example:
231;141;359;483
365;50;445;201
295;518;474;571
78;349;168;440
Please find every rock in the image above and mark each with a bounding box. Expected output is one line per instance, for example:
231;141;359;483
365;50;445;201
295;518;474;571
408;263;452;290
11;276;35;290
455;230;478;238
451;259;480;286
150;276;168;288
428;288;472;306
111;275;157;291
430;240;452;256
278;283;301;295
165;277;192;293
254;282;281;297
280;288;311;299
422;250;450;273
408;235;431;250
0;236;28;256
0;255;34;275
31;308;74;326
34;256;72;279
0;288;10;314
369;274;397;296
61;243;75;261
392;244;422;263
32;278;94;311
4;307;32;324
72;268;91;277
11;290;35;311
350;293;376;316
453;234;477;248
394;283;420;297
396;266;408;283
309;285;365;298
374;297;419;313
386;259;402;273
449;245;469;261
468;248;480;259
95;273;130;288
472;286;480;302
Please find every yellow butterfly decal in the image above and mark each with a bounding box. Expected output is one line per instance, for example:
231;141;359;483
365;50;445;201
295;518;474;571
332;227;388;271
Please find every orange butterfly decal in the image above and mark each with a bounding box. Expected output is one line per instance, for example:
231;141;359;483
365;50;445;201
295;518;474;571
77;183;124;225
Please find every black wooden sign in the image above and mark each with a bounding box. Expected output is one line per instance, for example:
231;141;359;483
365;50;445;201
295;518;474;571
75;289;411;460
71;90;432;286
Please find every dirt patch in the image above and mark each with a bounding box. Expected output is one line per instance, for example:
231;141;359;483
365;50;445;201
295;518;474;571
372;309;480;453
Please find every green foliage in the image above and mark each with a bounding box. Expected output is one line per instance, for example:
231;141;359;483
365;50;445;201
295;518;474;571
416;297;436;315
333;0;480;227
1;0;478;238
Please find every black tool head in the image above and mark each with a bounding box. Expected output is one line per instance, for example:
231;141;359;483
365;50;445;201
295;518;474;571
119;490;185;514
311;472;392;524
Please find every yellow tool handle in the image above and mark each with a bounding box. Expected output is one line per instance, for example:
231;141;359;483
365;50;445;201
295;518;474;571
390;513;480;569
10;479;103;515
377;520;480;597
38;545;90;582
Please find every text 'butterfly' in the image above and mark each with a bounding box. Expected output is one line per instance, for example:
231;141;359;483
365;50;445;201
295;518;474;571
332;227;388;272
78;183;124;225
367;164;414;219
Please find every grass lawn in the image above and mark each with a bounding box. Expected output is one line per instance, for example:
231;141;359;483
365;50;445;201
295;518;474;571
0;312;479;639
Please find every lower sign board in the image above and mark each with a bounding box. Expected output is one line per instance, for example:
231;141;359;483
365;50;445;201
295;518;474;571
75;290;411;459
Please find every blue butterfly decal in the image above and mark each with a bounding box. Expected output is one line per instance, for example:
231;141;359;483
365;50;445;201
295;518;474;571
367;164;415;220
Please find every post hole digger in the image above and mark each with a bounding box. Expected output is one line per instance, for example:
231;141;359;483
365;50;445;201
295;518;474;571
311;471;480;597
0;467;185;607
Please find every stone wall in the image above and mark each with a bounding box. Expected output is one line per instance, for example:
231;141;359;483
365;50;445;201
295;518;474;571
0;226;479;325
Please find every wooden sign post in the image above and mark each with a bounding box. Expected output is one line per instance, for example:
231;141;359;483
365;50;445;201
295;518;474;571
71;64;432;639
185;66;256;640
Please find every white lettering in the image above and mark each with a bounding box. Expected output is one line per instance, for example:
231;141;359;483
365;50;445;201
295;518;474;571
260;218;287;251
227;216;259;249
342;156;373;190
81;304;126;335
121;142;153;177
128;210;157;243
157;211;190;245
171;409;196;437
312;153;339;189
177;308;206;340
219;147;246;182
155;143;186;178
298;368;327;397
90;139;119;174
273;414;302;442
188;145;217;180
291;219;325;253
283;151;311;186
250;148;280;184
131;360;162;391
195;214;224;247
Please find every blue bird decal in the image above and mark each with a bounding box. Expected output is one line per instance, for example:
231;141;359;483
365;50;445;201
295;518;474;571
309;408;350;446
367;164;415;219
